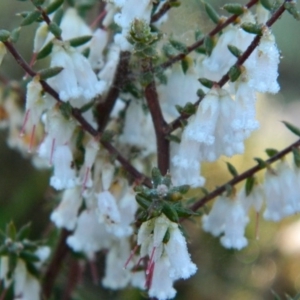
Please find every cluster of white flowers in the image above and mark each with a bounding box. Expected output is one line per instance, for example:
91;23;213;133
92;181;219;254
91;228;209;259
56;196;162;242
0;246;50;300
0;0;295;299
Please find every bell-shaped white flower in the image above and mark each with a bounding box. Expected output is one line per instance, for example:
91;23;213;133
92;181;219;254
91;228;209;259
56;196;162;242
50;187;82;230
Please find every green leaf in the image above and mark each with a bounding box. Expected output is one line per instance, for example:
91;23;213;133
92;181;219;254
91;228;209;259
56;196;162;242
162;202;179;223
20;10;42;26
282;121;300;137
265;148;278;157
292;147;300;168
227;44;243;58
226;162;238;177
52;8;64;26
36;40;53;60
182;102;197;115
173;203;200;218
228;65;241;82
223;3;245;15
152;167;162;188
200;187;209;195
241;22;263;35
16;223;31;241
131;197;153;212
0;30;10;42
19;251;40;263
59;102;73;119
204;36;214;55
260;0;273;11
198;77;214;89
69;35;92;48
39;66;63;80
181;58;189;74
254;157;267;169
284;1;300;21
169;39;188;54
169;1;181;7
10;27;21;43
175;184;190;194
6;222;16;241
45;0;64;14
245;176;255;196
197;89;205;98
195;46;206;54
48;22;62;38
204;2;221;24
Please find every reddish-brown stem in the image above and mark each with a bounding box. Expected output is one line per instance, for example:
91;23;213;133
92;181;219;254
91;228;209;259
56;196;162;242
155;0;259;72
4;42;150;186
96;51;131;131
151;0;174;23
62;258;82;300
143;60;170;175
42;229;71;299
190;139;300;212
166;1;288;134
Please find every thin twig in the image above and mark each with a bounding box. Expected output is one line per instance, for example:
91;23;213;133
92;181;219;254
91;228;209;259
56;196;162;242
151;0;174;23
3;42;150;186
166;1;288;134
154;0;259;72
143;59;170;175
42;229;71;299
190;139;300;212
96;51;131;131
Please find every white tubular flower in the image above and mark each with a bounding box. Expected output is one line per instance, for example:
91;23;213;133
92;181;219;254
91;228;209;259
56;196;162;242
157;63;199;121
0;42;7;66
14;260;41;300
89;29;109;70
103;3;118;28
263;161;300;221
48;42;80;101
60;8;92;42
50;144;77;190
23;77;55;141
102;238;131;289
69;49;106;101
171;132;205;188
164;223;197;280
220;200;249;250
67;209;112;259
97;190;121;225
101;162;115;190
202;196;231;236
185;88;219;146
33;22;49;54
119;100;156;156
106;188;138;237
148;254;176;300
0;256;11;288
48;42;105;104
34;246;51;269
246;29;280;94
137;214;197;300
203;196;249;250
98;44;120;91
200;15;254;81
113;0;153;50
239;183;264;213
50;188;82;230
80;138;99;189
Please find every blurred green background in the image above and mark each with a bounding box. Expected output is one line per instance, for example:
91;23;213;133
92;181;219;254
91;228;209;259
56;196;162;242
1;0;300;299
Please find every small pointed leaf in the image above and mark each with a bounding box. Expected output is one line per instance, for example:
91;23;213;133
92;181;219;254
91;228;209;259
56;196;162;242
283;121;300;137
204;2;221;24
223;3;245;15
226;162;238;177
20;10;41;26
245;176;255;196
265;148;278;157
39;66;63;80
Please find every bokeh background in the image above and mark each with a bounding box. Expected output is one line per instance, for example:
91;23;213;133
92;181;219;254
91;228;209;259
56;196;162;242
1;0;300;299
